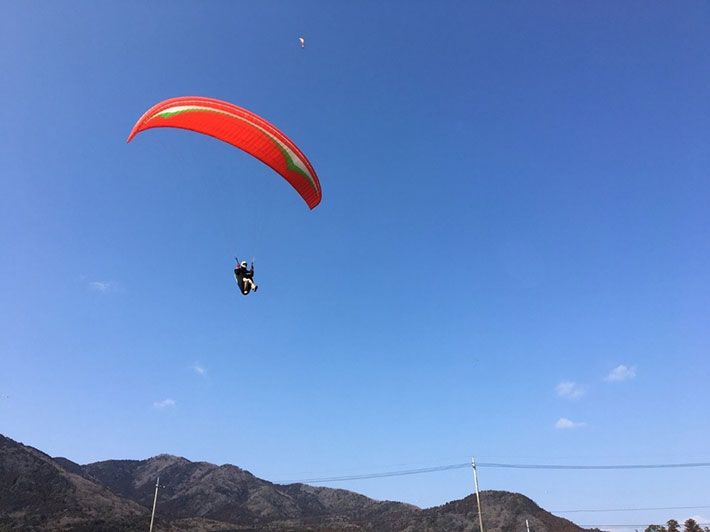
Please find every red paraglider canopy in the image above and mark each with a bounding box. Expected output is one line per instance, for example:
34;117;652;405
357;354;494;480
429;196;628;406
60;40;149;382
127;96;322;209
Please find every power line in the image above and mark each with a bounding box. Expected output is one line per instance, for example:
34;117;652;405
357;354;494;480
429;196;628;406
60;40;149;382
554;506;710;514
579;525;710;529
279;463;470;483
479;462;710;471
278;461;710;484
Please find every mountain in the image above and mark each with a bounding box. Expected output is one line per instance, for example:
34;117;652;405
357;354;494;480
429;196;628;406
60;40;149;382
80;454;416;529
0;435;146;531
0;433;597;532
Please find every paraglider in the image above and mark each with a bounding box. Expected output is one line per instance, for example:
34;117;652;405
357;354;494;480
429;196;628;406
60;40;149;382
234;257;258;295
128;96;322;298
127;96;322;209
299;36;305;48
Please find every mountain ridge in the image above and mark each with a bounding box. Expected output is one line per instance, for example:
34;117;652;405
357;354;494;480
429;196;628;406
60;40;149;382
0;433;597;532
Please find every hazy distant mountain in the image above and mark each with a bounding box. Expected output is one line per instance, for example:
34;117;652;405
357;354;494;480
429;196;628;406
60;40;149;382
0;433;597;532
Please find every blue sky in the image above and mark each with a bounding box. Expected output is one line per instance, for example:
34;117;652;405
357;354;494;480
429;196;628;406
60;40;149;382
1;0;709;527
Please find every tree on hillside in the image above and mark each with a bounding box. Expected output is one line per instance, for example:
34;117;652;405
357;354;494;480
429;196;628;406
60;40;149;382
684;519;702;532
646;525;667;532
668;520;681;532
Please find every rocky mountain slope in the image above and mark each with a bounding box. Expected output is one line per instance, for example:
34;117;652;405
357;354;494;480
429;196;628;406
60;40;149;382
0;435;146;531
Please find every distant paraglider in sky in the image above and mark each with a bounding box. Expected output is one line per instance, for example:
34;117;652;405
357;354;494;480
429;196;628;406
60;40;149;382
127;96;322;209
299;36;305;48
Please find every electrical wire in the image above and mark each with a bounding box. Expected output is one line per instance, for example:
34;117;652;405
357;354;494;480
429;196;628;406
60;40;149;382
554;506;710;514
480;462;710;470
278;461;710;484
279;463;470;483
579;525;710;528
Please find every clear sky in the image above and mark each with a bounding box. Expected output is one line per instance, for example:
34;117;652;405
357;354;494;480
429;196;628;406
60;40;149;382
1;1;709;528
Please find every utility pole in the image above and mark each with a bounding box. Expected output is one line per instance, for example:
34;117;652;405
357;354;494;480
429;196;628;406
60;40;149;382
149;477;161;532
526;519;531;532
471;457;484;532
